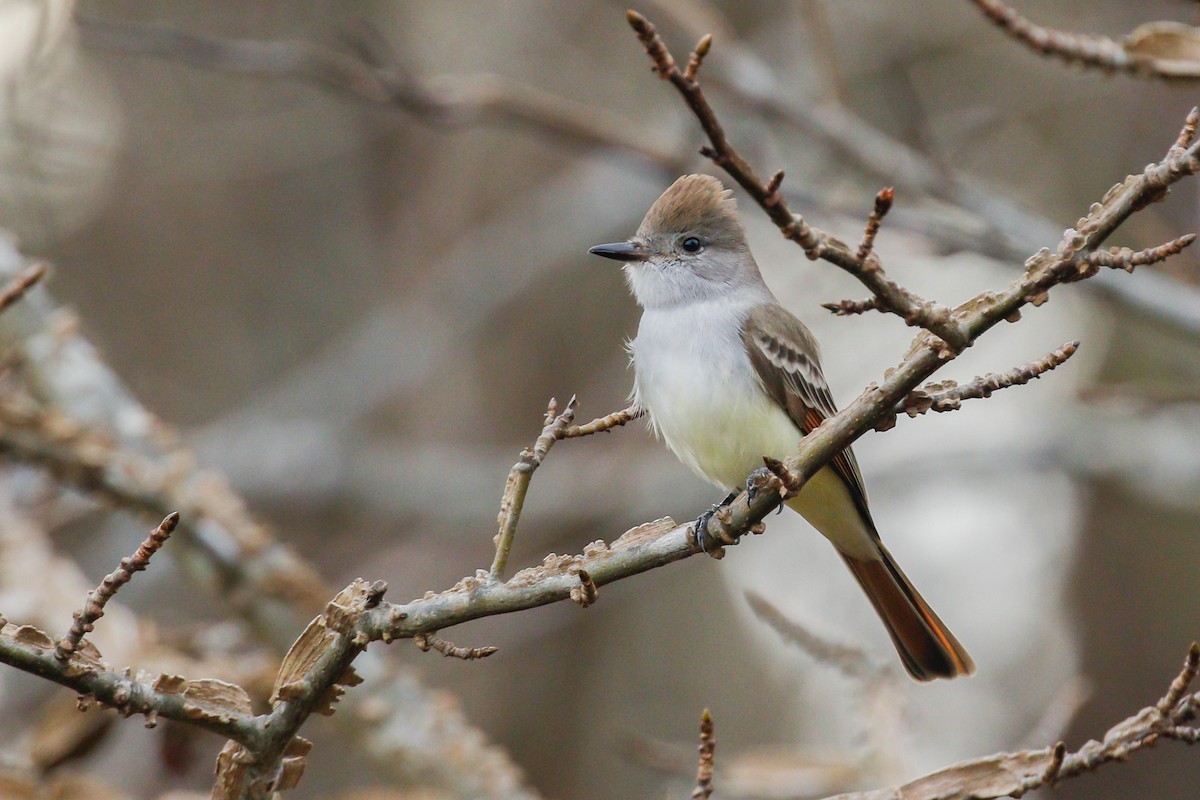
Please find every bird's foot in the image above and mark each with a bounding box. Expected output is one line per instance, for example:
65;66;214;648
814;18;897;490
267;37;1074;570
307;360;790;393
745;468;784;514
693;491;737;556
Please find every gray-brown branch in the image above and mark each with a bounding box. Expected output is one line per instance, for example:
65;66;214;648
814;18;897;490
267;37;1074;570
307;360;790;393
970;0;1200;81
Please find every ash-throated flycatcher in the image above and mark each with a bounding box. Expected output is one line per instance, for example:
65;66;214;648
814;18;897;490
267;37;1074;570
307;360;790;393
589;174;973;681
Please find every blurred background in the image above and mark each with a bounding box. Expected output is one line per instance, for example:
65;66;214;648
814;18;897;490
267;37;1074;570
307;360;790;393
0;1;1198;798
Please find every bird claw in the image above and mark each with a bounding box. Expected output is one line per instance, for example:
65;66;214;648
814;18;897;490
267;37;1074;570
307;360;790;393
693;491;737;554
745;467;773;501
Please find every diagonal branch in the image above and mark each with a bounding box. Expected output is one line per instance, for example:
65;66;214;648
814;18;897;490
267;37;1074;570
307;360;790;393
54;512;179;662
626;12;970;352
491;397;578;578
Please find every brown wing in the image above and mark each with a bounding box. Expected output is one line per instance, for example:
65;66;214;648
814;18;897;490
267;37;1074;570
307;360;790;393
741;303;876;532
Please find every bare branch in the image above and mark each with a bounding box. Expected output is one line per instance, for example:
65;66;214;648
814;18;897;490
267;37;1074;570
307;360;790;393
818;643;1200;800
692;709;716;800
54;512;179;662
560;405;644;438
969;0;1200;81
0;261;47;315
822;297;881;317
415;632;499;661
491;397;578;578
887;341;1081;427
857;187;894;262
0;619;259;745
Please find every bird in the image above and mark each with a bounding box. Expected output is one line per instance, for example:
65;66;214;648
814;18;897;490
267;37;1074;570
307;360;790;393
588;173;974;681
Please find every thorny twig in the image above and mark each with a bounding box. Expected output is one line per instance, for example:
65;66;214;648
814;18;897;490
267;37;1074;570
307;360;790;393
54;512;179;662
970;0;1200;81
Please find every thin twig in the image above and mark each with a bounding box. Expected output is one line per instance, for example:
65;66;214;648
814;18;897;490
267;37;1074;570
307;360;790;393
969;0;1200;81
490;397;578;578
415;632;499;661
560;405;644;438
887;341;1080;427
0;261;47;314
857;187;894;262
822;297;881;317
1088;235;1197;273
55;513;179;662
692;709;715;800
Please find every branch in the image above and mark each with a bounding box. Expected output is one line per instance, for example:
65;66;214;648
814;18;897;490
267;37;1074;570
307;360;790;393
0;243;541;799
561;405;644;438
744;590;887;684
76;15;683;171
626;12;970;352
0;514;260;746
0;261;46;314
415;632;499;661
54;512;179;662
884;341;1080;428
491;398;641;577
825;643;1200;800
622;10;1199;530
692;709;716;800
491;397;577;578
970;0;1200;81
0;625;260;744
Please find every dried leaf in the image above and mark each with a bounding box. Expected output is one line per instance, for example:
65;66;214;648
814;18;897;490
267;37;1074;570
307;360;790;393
211;741;253;800
12;625;54;649
274;736;314;791
1124;22;1200;64
182;678;252;715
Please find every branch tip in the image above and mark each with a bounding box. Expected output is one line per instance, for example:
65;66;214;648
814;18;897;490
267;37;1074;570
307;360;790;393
1174;108;1200;154
684;33;713;81
692;707;716;800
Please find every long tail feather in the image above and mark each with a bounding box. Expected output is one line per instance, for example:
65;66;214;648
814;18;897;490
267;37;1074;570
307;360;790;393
840;544;974;681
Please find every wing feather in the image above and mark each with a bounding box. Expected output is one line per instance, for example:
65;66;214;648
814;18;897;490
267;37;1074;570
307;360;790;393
740;304;876;532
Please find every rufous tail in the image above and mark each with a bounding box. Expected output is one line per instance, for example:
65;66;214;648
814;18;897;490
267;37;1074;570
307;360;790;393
840;543;974;681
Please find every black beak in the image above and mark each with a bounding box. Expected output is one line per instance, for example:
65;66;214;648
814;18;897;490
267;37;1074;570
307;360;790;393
588;241;649;262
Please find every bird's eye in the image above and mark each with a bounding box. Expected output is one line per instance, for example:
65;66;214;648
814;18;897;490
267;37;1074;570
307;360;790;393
681;237;702;253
